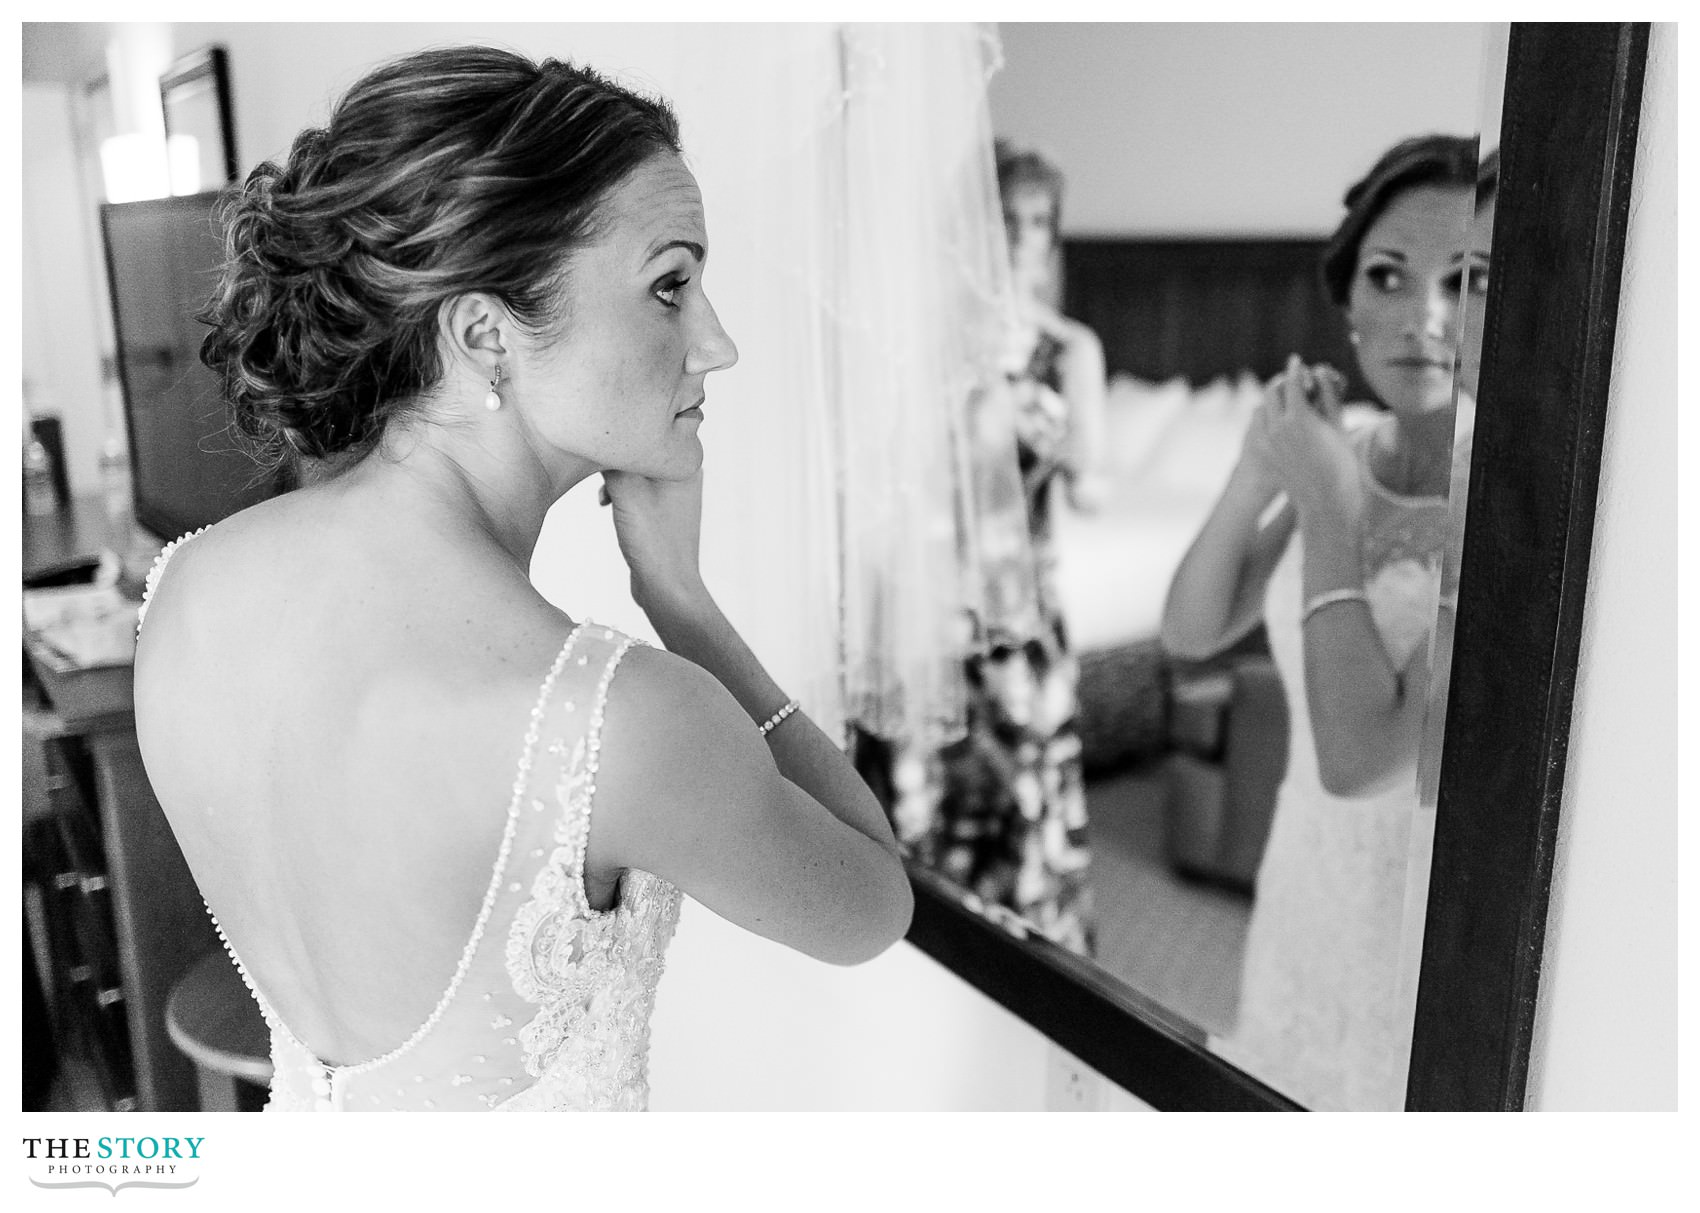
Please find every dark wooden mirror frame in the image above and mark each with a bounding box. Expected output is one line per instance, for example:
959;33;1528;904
899;22;1651;1112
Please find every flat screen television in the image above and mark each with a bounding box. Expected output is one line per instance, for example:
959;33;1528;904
101;192;292;542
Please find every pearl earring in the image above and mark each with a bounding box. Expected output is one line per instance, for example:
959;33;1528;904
1348;330;1361;347
484;364;504;412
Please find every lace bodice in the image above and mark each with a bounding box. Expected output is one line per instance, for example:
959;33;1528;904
140;534;681;1111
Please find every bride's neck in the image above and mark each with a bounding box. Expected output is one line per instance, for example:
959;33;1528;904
336;423;588;568
1375;409;1458;497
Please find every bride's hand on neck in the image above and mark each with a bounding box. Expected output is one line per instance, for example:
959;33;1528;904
601;468;710;618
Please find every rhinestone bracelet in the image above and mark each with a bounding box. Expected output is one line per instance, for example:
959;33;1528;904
757;698;801;738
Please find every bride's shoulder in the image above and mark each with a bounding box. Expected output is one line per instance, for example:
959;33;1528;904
481;621;706;750
592;638;729;739
590;641;767;796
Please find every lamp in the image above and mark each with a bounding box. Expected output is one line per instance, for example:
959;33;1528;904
99;132;170;204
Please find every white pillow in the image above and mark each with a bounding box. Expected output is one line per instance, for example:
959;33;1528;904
1145;373;1258;498
1097;374;1191;478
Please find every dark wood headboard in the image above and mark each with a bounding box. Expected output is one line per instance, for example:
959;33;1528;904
1062;238;1369;400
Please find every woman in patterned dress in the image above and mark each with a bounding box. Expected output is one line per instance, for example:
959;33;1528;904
932;144;1108;955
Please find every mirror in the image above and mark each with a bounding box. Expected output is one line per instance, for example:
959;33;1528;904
898;21;1648;1111
158;44;236;193
891;23;1502;1110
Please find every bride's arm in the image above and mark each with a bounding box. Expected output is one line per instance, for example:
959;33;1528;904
1161;373;1296;660
593;636;913;967
1263;360;1433;797
637;592;901;864
1294;504;1434;797
586;466;911;966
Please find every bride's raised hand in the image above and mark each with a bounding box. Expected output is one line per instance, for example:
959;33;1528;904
601;468;709;614
1261;354;1360;521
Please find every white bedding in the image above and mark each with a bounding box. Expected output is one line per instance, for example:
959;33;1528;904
1053;373;1264;653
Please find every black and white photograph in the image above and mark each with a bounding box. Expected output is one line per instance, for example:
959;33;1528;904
17;15;1677;1173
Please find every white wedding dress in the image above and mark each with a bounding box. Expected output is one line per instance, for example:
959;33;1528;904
1211;419;1454;1111
140;535;682;1111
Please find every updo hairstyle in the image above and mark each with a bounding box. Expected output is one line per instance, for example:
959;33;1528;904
1319;133;1486;306
199;46;681;466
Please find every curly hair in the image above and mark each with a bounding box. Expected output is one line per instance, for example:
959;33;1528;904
198;46;681;467
1319;133;1485;307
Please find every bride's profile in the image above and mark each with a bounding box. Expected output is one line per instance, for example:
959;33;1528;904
132;45;912;1113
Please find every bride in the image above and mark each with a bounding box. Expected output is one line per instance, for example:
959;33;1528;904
1161;135;1488;1110
132;46;911;1113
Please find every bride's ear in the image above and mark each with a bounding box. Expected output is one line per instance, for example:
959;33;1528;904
440;293;512;378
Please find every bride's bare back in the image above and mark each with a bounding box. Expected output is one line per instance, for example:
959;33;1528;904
136;491;579;1055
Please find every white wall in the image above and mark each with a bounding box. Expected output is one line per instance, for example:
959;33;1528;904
21;83;110;495
989;22;1486;236
1523;22;1677;1111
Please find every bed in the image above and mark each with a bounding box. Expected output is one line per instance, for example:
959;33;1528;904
1054;371;1262;654
1052;236;1351;776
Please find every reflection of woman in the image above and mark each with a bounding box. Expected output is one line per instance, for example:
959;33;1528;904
1162;136;1488;1109
133;48;911;1113
995;143;1111;519
935;145;1106;955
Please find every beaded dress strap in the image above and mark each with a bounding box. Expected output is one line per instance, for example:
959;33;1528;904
563;632;643;918
204;620;589;1104
136;527;210;636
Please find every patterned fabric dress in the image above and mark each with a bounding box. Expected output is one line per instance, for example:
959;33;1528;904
933;332;1095;955
139;535;681;1111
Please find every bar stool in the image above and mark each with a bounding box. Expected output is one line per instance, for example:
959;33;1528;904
165;948;271;1111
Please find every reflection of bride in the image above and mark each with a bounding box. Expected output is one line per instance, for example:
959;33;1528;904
1162;136;1488;1110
